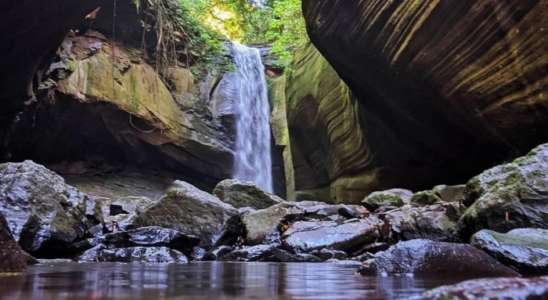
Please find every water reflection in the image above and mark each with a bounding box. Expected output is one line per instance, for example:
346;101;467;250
0;262;467;300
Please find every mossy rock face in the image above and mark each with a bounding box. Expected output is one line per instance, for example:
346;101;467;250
213;180;285;210
0;161;92;257
361;191;404;211
410;191;443;207
470;228;548;275
459;144;548;238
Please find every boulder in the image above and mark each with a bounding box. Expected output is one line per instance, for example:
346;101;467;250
0;161;90;256
132;181;239;248
470;228;548;275
420;277;548;300
433;185;465;203
385;202;462;242
362;191;404;211
0;212;27;272
358;239;519;276
410;191;443;207
282;218;380;254
212;179;285;209
242;201;325;245
459;144;548;238
76;244;188;263
218;245;273;262
100;196;155;231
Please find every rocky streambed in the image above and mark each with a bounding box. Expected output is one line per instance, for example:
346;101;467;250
2;144;548;299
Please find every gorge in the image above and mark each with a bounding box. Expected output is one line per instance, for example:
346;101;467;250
0;0;548;299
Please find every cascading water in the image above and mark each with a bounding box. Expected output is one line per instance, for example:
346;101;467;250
231;43;273;193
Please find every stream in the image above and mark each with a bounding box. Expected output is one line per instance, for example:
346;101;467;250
0;262;473;300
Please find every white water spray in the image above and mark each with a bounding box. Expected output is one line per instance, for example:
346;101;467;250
231;43;273;193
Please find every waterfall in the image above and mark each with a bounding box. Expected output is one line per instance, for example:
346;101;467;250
231;43;273;193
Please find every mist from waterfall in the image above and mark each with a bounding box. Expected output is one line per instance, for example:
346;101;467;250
231;43;273;193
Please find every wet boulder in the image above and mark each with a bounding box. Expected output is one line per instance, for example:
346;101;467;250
132;181;239;248
358;239;519;276
420;277;548;300
362;191;405;211
470;228;548;275
218;245;273;262
213;179;285;209
0;161;90;256
99;196;155;232
282;218;380;254
242;201;324;245
385;202;462;242
0;212;27;272
459;144;548;238
270;247;322;263
76;244;188;263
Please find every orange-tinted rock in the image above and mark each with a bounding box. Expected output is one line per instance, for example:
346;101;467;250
0;212;27;273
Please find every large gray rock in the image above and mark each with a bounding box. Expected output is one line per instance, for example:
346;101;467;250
282;218;380;253
358;239;519;276
385;202;462;242
76;244;188;263
459;144;548;238
419;277;548;300
0;212;27;272
470;228;548;275
132;181;239;248
0;161;91;255
213;179;285;209
242;201;325;245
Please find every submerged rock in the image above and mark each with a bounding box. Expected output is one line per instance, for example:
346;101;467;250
361;191;404;212
133;181;238;248
420;277;548;300
218;245;273;262
358;239;518;276
202;245;234;261
76;244;188;263
0;161;90;255
470;228;548;275
0;212;27;272
282;218;379;253
312;248;348;261
104;227;200;256
213;179;285;209
270;247;322;263
459;144;548;238
385;202;462;242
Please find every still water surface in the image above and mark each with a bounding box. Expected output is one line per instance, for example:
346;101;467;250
0;262;469;300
